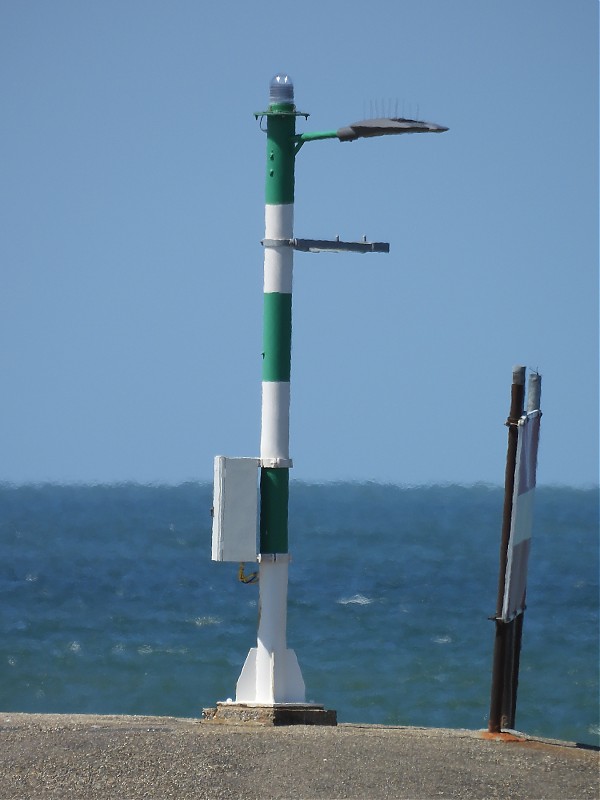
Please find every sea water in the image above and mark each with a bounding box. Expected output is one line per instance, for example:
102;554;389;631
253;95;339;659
0;482;597;746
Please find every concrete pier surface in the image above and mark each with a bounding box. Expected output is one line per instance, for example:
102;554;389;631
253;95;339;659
0;713;598;800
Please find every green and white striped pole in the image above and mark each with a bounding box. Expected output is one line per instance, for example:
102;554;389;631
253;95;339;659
235;74;305;705
231;74;447;707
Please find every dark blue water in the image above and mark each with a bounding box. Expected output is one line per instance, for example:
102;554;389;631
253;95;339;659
0;483;597;746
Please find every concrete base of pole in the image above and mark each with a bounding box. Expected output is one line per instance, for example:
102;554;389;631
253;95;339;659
202;702;337;726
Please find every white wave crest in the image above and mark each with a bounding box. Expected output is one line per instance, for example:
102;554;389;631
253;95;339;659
191;615;222;627
337;594;373;606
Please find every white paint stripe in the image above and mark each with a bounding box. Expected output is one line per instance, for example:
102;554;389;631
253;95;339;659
502;477;536;621
255;559;306;703
264;247;293;293
502;538;531;622
510;487;535;546
235;558;306;703
264;203;294;293
516;412;541;495
265;203;293;239
257;559;289;652
260;381;290;460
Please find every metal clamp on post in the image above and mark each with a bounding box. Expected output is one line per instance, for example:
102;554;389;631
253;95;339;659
260;457;293;468
258;553;291;564
262;238;292;248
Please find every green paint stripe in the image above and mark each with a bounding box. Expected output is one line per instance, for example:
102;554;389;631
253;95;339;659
262;293;292;382
266;113;296;205
260;467;289;553
268;102;295;113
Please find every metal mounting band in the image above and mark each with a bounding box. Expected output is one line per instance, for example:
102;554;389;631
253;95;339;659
260;458;293;469
258;553;291;563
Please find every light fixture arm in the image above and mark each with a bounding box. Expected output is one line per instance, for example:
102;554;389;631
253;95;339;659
292;116;448;154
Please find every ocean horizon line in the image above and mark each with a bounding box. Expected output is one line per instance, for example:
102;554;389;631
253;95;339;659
0;479;598;492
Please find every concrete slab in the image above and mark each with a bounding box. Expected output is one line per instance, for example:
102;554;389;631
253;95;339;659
0;713;597;799
203;701;337;726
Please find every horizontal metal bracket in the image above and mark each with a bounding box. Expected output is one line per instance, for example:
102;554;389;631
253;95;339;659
254;110;310;119
262;237;390;254
260;458;293;469
258;553;291;563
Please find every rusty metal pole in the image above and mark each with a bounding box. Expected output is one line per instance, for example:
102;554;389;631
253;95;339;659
488;365;526;733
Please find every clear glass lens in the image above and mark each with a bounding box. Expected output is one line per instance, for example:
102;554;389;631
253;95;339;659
269;73;294;105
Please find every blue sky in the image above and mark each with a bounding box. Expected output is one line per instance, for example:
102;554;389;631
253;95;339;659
1;1;597;486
